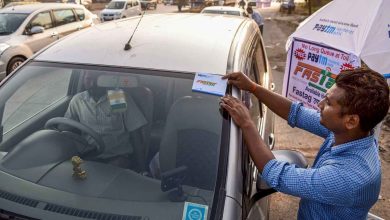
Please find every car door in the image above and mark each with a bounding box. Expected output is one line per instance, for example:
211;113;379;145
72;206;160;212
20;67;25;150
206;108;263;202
244;35;274;220
52;8;80;38
23;11;58;53
121;1;129;17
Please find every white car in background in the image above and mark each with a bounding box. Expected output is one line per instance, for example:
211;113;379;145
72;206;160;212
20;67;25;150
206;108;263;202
201;6;247;16
100;0;141;22
0;3;96;79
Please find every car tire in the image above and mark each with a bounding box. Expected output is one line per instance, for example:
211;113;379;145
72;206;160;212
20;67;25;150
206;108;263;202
7;56;25;76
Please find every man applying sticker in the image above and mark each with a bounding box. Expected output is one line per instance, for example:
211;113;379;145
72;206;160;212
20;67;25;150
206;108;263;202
65;70;147;169
220;68;390;219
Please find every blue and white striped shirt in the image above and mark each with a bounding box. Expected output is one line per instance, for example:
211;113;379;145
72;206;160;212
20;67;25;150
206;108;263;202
262;102;381;220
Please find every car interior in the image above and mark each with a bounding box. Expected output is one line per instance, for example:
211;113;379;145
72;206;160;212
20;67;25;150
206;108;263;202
0;64;223;203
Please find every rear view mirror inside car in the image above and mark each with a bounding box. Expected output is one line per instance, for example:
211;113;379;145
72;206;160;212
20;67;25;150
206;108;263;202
97;74;138;88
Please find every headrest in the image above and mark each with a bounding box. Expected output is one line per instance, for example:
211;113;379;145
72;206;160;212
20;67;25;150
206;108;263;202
96;75;138;88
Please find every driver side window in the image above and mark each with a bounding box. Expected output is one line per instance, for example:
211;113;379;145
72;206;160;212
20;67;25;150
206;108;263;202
29;11;53;30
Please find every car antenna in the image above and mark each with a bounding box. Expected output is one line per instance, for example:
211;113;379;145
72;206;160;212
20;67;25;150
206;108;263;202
124;11;146;51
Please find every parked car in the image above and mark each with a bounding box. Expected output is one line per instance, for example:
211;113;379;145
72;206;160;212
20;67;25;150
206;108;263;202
0;14;307;219
66;0;93;10
100;0;141;22
280;0;294;13
140;0;157;10
3;1;41;8
201;6;247;16
0;3;96;80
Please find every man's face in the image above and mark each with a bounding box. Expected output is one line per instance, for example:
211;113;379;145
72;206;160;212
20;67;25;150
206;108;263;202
83;71;106;101
83;71;96;89
317;85;347;132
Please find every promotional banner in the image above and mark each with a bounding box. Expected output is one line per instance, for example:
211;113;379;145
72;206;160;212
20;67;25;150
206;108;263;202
282;39;361;110
286;0;390;77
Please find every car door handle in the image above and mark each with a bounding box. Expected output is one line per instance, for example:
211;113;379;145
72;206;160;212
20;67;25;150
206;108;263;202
51;32;58;37
268;133;275;149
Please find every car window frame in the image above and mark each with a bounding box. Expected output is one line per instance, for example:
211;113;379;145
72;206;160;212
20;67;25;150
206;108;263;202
52;8;78;27
241;36;267;219
73;8;85;21
24;10;54;34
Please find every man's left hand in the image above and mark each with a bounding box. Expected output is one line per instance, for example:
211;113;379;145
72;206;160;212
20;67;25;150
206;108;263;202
220;95;253;129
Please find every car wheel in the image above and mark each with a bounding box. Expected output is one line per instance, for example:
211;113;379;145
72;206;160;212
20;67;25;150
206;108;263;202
7;56;25;75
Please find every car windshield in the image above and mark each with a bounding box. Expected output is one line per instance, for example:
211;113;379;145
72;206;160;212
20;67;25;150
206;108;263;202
0;62;224;219
0;13;29;35
106;1;126;9
202;10;241;16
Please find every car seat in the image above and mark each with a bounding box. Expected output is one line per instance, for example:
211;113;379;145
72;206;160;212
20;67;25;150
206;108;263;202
158;95;221;190
128;86;154;171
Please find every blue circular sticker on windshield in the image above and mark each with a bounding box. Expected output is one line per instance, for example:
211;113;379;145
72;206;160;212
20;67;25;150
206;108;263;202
182;202;208;220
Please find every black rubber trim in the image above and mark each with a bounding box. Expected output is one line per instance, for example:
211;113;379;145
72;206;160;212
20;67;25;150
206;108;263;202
210;85;231;220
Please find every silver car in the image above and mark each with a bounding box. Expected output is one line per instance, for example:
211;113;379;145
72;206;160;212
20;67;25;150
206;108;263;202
0;3;96;79
0;14;306;219
201;6;247;16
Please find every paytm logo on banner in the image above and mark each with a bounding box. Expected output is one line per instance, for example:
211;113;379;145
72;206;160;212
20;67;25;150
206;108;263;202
307;52;328;65
313;24;336;34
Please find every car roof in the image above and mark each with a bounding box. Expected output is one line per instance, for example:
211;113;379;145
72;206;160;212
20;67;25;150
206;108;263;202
0;3;84;14
35;14;248;75
202;6;243;12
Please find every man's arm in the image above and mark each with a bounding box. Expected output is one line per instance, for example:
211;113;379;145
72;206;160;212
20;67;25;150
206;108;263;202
64;97;80;121
262;159;358;206
221;95;275;172
222;72;292;120
222;72;330;137
251;83;292;120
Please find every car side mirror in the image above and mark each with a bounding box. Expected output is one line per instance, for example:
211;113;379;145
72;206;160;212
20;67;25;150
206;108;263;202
29;26;45;35
254;150;308;199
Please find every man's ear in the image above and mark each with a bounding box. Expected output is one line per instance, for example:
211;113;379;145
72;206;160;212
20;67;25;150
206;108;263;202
344;114;360;130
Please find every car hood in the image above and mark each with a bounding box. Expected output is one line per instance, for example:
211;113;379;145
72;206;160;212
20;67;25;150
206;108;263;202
101;8;123;14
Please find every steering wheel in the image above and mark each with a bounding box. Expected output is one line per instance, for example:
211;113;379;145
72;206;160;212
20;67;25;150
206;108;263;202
44;117;105;155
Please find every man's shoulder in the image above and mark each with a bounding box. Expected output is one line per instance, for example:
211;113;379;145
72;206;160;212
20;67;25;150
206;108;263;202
70;91;89;103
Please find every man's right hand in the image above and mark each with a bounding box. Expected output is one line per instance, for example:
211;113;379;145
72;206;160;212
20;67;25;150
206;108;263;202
223;71;292;121
222;72;257;92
